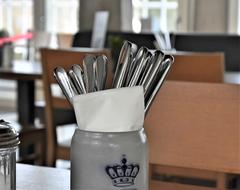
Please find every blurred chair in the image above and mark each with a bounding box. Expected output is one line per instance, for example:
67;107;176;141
145;81;240;189
57;33;73;49
167;52;224;83
18;125;46;165
10;121;46;166
40;47;112;166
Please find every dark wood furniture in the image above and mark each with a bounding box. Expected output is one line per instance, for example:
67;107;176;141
0;60;46;165
40;47;112;166
0;60;41;125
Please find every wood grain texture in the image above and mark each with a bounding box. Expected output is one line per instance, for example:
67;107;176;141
167;52;224;83
150;180;215;190
40;47;112;166
17;164;70;190
145;81;240;174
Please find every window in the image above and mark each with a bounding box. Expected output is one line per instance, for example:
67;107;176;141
46;0;79;34
0;0;33;60
132;0;178;33
0;0;33;35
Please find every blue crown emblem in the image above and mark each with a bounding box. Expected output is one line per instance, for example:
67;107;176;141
105;156;140;187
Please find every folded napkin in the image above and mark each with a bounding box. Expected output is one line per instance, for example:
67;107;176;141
73;86;144;132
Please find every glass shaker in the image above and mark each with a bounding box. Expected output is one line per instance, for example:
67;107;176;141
0;120;20;190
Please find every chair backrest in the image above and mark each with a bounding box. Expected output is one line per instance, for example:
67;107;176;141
57;33;73;48
31;31;52;48
145;81;240;188
40;47;112;165
167;52;224;83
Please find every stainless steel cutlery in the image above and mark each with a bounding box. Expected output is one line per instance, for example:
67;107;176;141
83;55;96;93
53;40;174;114
72;64;87;94
54;67;77;104
94;55;108;91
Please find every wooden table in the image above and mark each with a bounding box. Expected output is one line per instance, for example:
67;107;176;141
16;164;162;190
0;60;41;125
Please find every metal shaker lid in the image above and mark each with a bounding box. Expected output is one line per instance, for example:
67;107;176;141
0;120;20;149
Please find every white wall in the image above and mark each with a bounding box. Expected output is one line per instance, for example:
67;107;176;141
78;0;238;33
194;0;228;33
79;0;121;31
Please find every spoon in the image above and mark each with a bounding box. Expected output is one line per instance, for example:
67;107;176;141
72;64;87;94
94;55;108;90
53;67;77;104
112;41;133;88
142;50;165;96
128;47;152;87
125;47;145;86
68;69;84;94
83;55;96;93
145;55;174;114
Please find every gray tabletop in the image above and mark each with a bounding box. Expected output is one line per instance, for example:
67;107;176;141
17;164;70;190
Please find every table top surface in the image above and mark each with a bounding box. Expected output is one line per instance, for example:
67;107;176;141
0;60;42;80
16;164;161;190
17;164;69;190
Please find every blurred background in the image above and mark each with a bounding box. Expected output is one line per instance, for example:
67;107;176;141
0;0;240;126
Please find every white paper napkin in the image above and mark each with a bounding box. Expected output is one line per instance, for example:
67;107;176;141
72;86;144;132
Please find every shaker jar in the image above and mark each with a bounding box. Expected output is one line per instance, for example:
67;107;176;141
0;120;20;190
71;128;148;190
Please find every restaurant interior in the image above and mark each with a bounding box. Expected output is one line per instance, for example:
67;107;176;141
0;0;240;189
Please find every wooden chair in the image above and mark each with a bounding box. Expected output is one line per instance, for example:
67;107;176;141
167;52;224;83
40;47;112;167
9;121;46;166
145;81;240;189
57;33;73;48
18;126;46;165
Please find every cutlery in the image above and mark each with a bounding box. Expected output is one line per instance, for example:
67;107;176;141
125;47;145;86
142;50;165;97
53;41;174;114
128;47;151;87
94;55;108;90
68;69;83;94
53;67;77;104
138;54;153;85
83;55;96;93
145;55;174;114
72;64;87;94
112;41;134;88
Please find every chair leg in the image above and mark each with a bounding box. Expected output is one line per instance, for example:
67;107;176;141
46;143;57;167
18;127;46;166
216;173;227;190
149;163;154;187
